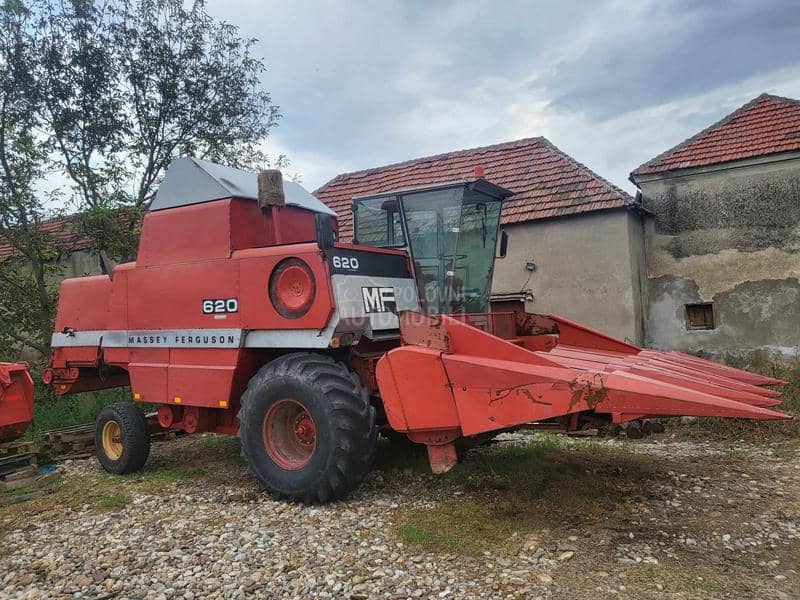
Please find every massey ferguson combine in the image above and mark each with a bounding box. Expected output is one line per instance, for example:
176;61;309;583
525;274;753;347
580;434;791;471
0;157;790;503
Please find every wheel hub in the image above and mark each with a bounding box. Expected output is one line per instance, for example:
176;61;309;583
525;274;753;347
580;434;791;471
263;399;317;470
294;415;316;444
101;420;124;461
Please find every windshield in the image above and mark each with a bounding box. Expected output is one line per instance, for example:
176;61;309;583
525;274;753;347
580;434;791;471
402;188;501;314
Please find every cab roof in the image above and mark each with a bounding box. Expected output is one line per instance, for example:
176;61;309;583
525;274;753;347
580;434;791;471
151;157;336;216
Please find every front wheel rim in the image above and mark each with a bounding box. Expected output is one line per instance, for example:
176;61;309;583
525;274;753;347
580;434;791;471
263;398;317;470
102;420;124;460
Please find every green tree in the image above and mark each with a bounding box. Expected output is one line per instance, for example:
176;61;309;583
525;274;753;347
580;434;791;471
38;0;281;261
0;0;281;361
0;0;59;359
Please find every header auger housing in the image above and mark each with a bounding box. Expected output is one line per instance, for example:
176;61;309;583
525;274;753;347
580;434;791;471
9;156;786;502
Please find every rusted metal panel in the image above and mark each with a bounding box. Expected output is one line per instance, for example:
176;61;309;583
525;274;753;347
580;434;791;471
398;312;450;352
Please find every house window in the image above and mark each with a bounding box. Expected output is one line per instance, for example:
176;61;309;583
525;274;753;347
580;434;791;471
685;303;715;330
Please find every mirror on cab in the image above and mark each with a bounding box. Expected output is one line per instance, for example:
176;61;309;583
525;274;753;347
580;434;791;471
315;213;336;249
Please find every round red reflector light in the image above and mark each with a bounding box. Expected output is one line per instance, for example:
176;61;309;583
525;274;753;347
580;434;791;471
269;258;316;319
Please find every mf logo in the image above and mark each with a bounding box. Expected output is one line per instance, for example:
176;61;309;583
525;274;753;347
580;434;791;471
362;286;396;313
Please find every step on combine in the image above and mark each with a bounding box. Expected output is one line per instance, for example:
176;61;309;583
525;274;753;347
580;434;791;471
1;157;790;502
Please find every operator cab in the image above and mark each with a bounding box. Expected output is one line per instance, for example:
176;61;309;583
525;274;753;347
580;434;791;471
352;179;513;314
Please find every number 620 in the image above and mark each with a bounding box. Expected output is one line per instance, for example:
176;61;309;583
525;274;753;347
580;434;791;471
202;298;238;314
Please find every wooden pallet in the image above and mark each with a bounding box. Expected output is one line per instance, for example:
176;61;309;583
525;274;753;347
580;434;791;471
0;452;36;475
0;439;38;458
0;452;38;490
39;424;95;460
0;466;38;491
38;421;179;460
39;423;94;443
0;417;184;467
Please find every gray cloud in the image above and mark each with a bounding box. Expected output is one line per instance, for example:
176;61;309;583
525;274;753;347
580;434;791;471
207;0;800;192
545;0;800;119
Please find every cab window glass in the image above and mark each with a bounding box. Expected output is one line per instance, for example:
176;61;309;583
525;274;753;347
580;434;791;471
353;196;405;247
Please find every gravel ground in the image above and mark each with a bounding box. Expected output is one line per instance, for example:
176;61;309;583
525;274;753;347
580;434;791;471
1;432;799;600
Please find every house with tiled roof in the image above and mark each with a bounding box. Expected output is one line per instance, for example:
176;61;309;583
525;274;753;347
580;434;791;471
0;214;107;280
317;137;649;343
0;215;84;260
630;93;800;355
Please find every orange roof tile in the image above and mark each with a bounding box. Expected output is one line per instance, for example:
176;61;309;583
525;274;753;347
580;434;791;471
315;137;635;241
631;94;800;178
0;215;87;261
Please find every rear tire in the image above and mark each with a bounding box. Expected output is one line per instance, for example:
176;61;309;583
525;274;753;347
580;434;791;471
238;353;377;503
94;402;151;474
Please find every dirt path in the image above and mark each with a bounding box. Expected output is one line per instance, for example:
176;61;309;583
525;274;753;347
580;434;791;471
1;432;798;599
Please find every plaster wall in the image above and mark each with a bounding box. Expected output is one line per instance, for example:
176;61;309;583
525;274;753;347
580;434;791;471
492;209;645;343
637;155;800;357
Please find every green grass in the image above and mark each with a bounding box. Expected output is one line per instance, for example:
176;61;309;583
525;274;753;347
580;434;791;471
675;351;800;441
94;491;132;510
134;467;197;489
399;523;433;545
393;434;649;555
197;433;242;457
26;387;130;438
731;349;800;412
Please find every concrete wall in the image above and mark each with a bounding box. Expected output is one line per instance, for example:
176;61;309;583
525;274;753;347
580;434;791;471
491;209;646;343
636;153;800;357
62;249;101;278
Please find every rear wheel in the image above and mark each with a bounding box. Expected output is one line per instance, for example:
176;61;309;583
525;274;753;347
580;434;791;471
238;353;377;503
94;402;150;474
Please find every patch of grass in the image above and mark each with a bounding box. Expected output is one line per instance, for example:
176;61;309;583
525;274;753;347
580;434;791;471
730;349;800;413
450;436;558;486
198;433;238;450
196;434;244;465
670;350;800;441
559;434;635;455
768;440;800;457
95;491;132;510
394;434;652;555
578;557;789;598
733;349;800;409
134;467;198;489
399;523;433;545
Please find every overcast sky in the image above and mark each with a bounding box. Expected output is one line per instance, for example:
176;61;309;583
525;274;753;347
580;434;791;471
207;0;800;193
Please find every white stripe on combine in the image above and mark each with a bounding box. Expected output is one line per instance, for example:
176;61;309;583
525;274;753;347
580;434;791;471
51;329;242;348
50;325;338;349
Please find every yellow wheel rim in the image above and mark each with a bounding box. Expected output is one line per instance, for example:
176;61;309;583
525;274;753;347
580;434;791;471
102;420;124;461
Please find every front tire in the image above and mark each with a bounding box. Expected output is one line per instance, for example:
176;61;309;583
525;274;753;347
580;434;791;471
94;402;151;474
238;353;377;503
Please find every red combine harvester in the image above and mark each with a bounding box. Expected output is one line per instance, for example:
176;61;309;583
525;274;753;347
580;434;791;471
2;157;790;503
